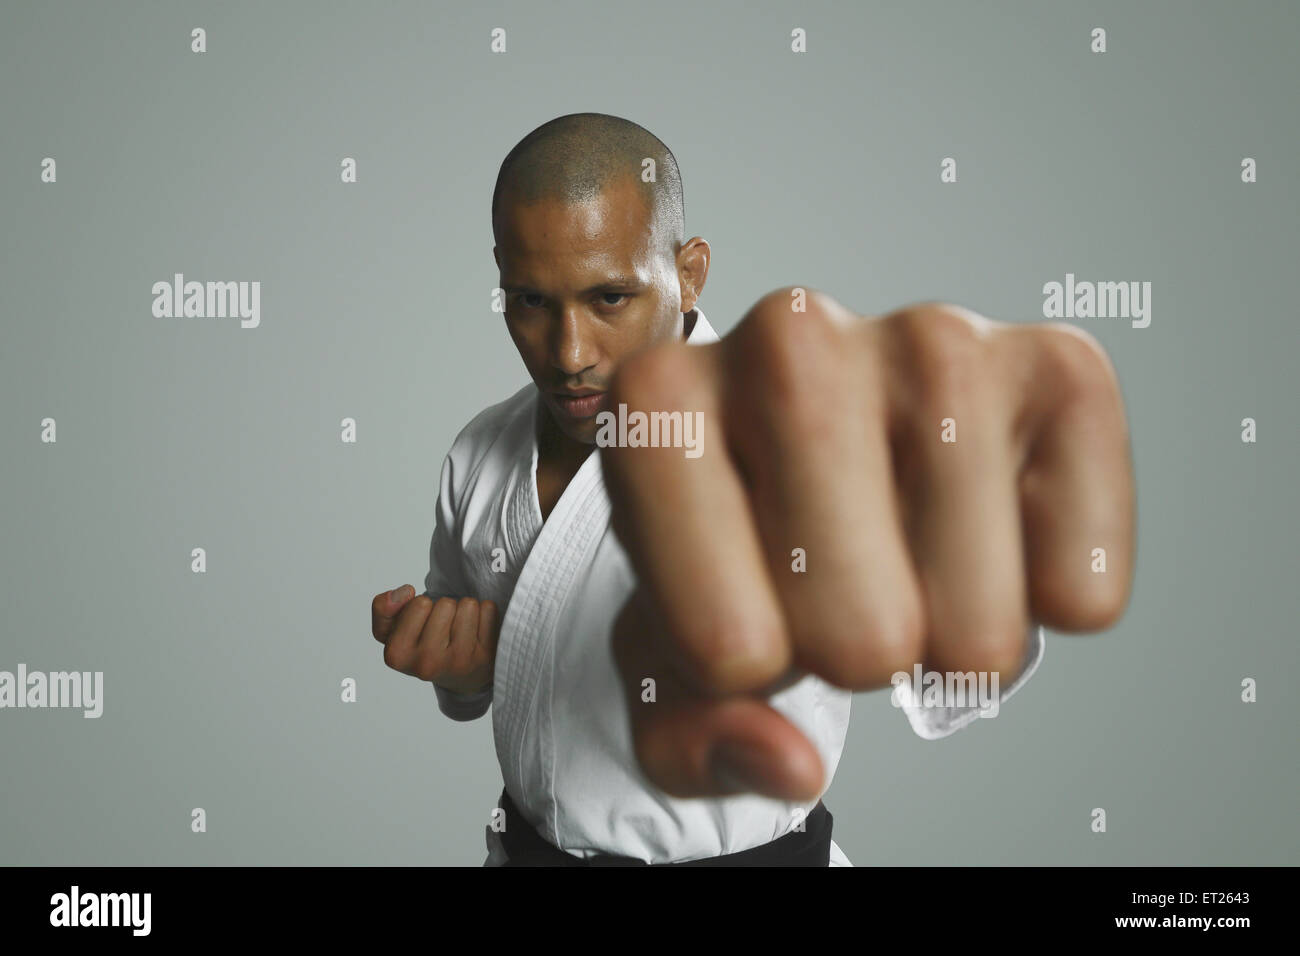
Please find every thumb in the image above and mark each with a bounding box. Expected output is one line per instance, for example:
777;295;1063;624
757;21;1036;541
388;584;416;610
612;589;823;801
372;584;416;642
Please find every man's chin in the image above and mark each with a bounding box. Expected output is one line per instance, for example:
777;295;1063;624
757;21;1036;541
563;422;600;446
545;406;600;446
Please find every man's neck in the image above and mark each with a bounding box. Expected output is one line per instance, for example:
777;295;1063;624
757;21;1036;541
534;401;594;521
535;399;594;472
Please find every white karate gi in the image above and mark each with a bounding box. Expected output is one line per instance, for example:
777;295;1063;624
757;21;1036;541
423;308;1045;866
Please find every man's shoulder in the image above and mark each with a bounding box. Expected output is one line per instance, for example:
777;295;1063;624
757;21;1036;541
446;382;536;463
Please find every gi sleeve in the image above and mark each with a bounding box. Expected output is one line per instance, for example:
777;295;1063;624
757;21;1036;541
434;682;494;723
422;449;493;722
896;624;1045;740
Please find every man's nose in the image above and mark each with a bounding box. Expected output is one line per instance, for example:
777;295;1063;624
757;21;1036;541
549;308;597;376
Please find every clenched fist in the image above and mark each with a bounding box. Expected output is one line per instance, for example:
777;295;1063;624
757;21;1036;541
602;288;1135;802
371;587;501;696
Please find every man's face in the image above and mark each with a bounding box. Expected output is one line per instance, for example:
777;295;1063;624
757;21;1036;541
494;177;688;445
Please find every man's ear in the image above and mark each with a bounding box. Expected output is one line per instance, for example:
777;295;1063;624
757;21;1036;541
675;237;710;315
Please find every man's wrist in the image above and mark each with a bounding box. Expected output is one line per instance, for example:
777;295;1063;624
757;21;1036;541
434;679;492;699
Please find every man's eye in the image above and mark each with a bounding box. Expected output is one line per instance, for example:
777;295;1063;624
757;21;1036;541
517;294;543;309
601;293;628;306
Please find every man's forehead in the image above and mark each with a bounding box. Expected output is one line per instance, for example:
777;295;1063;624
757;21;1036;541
500;189;650;249
498;216;661;288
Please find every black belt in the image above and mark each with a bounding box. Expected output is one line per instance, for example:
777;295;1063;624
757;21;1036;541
495;786;834;866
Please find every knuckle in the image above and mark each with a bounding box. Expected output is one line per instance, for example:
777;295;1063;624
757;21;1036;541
730;294;856;445
754;567;932;693
412;655;440;682
743;294;841;392
984;641;1029;684
811;611;926;689
1035;323;1119;402
404;594;434;621
416;602;447;646
748;285;848;321
676;613;789;694
1083;586;1130;631
887;304;993;410
935;614;1031;680
382;642;410;673
875;610;928;680
454;598;480;634
452;596;479;630
1034;567;1131;632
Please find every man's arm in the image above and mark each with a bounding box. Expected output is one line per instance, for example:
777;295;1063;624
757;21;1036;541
371;451;499;721
371;586;499;719
422;450;495;721
603;289;1135;800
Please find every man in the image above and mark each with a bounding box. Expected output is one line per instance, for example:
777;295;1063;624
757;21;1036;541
370;113;1135;865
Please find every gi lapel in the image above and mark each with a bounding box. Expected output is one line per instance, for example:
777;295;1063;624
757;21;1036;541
491;307;717;829
492;431;612;813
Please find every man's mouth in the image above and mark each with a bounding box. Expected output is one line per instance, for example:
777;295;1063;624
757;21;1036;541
551;390;609;419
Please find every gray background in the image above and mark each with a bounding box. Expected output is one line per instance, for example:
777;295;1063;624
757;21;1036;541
1;0;1295;865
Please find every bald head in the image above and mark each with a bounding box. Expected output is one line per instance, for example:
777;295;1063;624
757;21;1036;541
491;112;684;261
